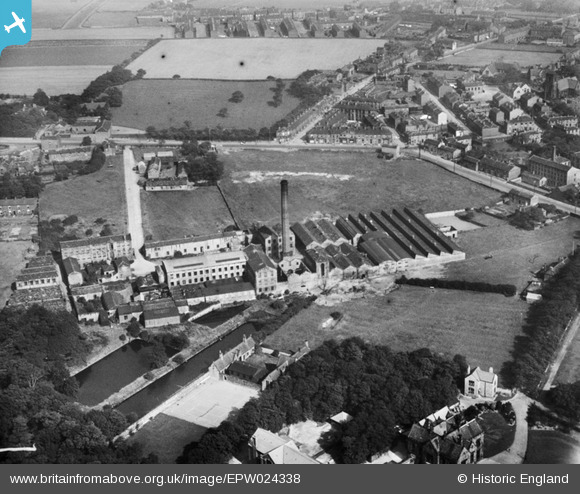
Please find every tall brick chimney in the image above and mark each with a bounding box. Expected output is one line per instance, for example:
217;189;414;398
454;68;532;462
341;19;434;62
281;180;292;258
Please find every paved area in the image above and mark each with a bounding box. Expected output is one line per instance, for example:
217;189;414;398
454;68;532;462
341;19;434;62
122;146;156;276
489;392;532;464
164;380;258;428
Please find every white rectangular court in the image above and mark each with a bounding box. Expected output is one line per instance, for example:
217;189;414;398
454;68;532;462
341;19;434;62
164;380;259;429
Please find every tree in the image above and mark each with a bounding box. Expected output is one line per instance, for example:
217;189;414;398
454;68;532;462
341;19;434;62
217;107;228;118
127;321;141;339
172;74;181;79
32;89;49;108
229;90;244;103
81;136;92;146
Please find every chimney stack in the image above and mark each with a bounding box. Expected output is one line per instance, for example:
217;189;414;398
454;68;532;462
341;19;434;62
281;180;292;258
553;146;557;161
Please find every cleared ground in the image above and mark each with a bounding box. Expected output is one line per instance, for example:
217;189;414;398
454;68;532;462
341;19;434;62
435;48;561;67
164;380;259;428
265;285;527;374
0;43;146;68
127;39;391;80
444;217;580;291
220;149;502;229
0;241;36;308
128;413;207;464
140;187;235;241
39;154;127;235
0;66;112;96
111;79;300;131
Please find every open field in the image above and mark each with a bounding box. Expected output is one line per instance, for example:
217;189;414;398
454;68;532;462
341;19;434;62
444;217;580;291
164;381;258;428
31;27;175;41
32;0;93;29
265;285;527;375
0;241;36;308
0;66;111;96
141;187;235;241
127;39;391;79
129;413;207;464
435;48;562;67
192;0;336;6
39;154;127;234
111;79;300;131
0;42;146;67
100;0;159;10
84;12;139;28
219;149;502;228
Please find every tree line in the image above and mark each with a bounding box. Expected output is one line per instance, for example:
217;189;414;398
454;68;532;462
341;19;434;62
178;338;465;464
0;174;43;200
396;276;517;297
504;250;580;394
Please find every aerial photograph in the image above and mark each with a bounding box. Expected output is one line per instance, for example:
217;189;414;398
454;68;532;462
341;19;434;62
2;0;580;469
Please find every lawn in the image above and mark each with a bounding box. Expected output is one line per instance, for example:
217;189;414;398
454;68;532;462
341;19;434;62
0;66;112;96
265;285;527;376
111;79;300;131
219;149;502;229
126;38;391;80
140;187;235;241
39;154;127;236
0;241;36;308
129;413;207;464
555;326;580;386
0;42;147;68
444;217;580;291
436;48;562;67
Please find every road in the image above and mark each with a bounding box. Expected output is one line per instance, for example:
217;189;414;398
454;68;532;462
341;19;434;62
61;0;107;30
122;146;156;277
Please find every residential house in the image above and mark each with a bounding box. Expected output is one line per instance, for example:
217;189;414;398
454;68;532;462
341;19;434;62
248;428;319;464
507;188;540;207
464;366;498;398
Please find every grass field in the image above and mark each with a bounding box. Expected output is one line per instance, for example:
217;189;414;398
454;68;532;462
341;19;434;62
556;333;580;386
84;12;139;28
111;79;300;131
219;149;502;229
127;38;391;80
32;0;93;29
444;217;580;291
141;187;235;241
265;285;527;376
0;241;36;308
31;27;175;41
129;413;207;464
0;66;111;96
39;154;127;234
0;43;146;68
436;48;562;67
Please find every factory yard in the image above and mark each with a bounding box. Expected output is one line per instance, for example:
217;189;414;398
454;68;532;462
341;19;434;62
220;149;502;229
126;38;390;80
111;79;300;131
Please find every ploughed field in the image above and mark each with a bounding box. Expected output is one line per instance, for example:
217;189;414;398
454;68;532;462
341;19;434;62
126;38;390;79
111;79;300;131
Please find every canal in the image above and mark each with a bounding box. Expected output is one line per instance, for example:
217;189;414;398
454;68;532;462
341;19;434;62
115;321;255;418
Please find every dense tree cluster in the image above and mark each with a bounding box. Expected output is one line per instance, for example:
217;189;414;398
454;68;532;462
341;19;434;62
506;251;580;393
176;139;224;183
0;306;157;464
546;381;580;422
509;207;545;230
286;70;333;106
396;276;517;297
81;65;133;103
268;79;285;108
78;146;107;175
0;103;47;137
0;174;43;200
178;338;464;464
